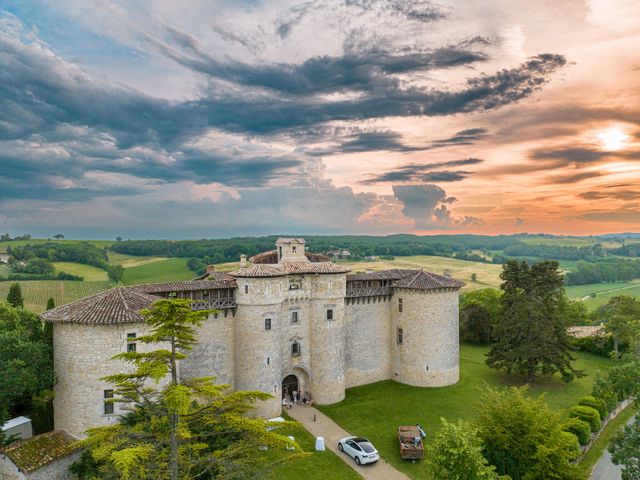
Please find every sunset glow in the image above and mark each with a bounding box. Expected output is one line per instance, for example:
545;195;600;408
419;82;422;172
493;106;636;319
597;128;629;151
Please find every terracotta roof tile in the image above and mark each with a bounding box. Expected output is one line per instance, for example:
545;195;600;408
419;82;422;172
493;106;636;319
250;250;330;264
41;287;158;324
393;269;465;290
228;261;350;277
134;278;236;293
1;431;81;473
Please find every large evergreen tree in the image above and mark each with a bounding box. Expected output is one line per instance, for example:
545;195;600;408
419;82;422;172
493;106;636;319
486;260;582;382
6;283;24;308
77;299;300;480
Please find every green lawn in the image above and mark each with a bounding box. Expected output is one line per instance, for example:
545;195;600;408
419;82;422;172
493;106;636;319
266;416;361;480
121;258;195;285
318;344;612;479
52;262;108;281
0;280;113;313
108;252;168;268
0;264;10;277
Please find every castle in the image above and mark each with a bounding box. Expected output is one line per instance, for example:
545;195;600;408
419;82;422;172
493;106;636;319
42;238;463;438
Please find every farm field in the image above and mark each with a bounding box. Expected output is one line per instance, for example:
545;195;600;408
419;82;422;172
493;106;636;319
121;257;194;285
52;262;108;281
339;255;502;291
319;344;612;480
580;282;640;310
107;252;168;268
0;280;113;313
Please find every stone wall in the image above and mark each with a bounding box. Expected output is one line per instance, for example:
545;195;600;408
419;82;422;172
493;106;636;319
391;289;459;387
344;298;391;388
53;322;159;438
0;451;81;480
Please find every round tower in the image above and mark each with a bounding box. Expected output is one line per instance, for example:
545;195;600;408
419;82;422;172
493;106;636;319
308;273;347;404
233;274;285;418
391;273;461;387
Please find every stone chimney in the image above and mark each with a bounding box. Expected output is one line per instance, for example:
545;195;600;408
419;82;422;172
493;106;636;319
206;265;215;274
240;254;247;268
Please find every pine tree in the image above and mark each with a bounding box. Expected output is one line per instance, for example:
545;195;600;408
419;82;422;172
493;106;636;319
6;283;24;308
486;260;583;383
78;299;300;479
46;298;55;310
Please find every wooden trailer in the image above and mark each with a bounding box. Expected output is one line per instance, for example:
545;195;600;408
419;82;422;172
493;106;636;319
398;425;424;460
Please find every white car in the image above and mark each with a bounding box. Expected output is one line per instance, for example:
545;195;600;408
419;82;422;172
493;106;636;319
338;436;379;465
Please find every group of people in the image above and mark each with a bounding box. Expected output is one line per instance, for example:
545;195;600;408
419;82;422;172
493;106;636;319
282;389;312;409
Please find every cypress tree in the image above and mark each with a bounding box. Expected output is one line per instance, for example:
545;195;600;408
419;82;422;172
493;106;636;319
6;283;24;308
46;298;55;310
486;260;583;383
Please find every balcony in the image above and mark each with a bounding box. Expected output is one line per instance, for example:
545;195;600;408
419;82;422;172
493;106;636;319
190;297;236;311
345;286;392;298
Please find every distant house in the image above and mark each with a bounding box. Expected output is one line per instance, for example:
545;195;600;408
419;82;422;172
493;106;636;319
0;431;82;480
0;253;9;264
567;325;605;339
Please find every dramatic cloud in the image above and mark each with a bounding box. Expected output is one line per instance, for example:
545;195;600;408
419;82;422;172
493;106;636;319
363;158;483;184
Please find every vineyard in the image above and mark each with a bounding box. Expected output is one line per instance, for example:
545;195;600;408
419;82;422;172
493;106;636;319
0;280;113;313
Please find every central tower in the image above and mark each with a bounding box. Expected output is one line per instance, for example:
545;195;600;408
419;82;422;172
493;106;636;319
276;237;307;263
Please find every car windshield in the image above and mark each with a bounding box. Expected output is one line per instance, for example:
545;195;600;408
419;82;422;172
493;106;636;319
355;440;375;453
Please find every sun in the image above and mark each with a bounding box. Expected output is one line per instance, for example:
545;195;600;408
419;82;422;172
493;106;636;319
597;128;629;151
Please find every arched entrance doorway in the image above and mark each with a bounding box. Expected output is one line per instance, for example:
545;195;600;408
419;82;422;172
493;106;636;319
282;374;298;402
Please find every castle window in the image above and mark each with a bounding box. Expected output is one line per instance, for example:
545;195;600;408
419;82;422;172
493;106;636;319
291;311;299;324
398;298;403;313
292;246;297;253
104;389;114;415
326;309;334;321
244;285;249;294
126;333;136;352
265;318;272;330
267;357;270;365
397;328;403;345
292;341;301;357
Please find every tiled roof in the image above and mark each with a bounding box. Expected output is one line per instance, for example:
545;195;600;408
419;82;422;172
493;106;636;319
193;271;233;281
250;250;331;264
393;269;465;290
41;287;158;324
347;269;419;281
568;326;605;338
229;261;350;277
1;431;81;473
135;278;236;293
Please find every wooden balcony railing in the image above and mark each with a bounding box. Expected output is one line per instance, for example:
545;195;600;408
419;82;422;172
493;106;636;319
190;297;236;310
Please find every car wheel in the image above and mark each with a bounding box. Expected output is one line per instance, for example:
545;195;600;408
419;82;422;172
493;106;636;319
338;443;343;452
355;456;361;465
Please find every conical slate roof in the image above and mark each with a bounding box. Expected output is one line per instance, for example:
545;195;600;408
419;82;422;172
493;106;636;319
393;269;465;290
41;287;159;324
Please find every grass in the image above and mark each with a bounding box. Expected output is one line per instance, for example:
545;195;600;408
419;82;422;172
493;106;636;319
582;283;640;310
339;255;503;291
0;280;113;313
107;252;168;268
121;258;195;285
0;264;10;276
266;415;361;480
564;280;640;310
318;344;612;479
578;403;637;476
52;262;108;281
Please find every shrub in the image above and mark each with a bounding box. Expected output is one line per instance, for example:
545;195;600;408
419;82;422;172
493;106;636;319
563;418;591;446
578;396;607;422
569;406;601;432
592;374;619;412
571;334;627;358
559;431;581;461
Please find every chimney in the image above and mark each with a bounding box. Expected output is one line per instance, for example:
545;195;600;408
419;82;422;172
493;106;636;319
206;265;215;274
443;269;452;277
240;254;247;268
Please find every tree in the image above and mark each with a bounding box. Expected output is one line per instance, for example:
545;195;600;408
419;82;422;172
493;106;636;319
596;296;640;355
471;273;478;282
609;415;640;480
425;418;507;480
78;299;300;480
53;234;65;239
460;288;501;345
486;260;582;383
6;283;24;308
476;386;585;480
46;298;55;311
106;264;125;284
116;236;123;242
0;303;53;427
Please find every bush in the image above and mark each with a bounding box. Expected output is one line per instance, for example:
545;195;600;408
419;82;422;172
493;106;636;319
571;334;627;358
563;417;591;446
569;406;601;432
592;374;620;412
578;396;607;421
559;431;581;460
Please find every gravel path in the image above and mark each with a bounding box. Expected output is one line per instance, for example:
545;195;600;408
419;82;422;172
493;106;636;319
590;415;636;480
288;405;412;480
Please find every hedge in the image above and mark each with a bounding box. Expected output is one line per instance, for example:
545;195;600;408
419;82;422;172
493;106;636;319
559;431;581;461
578;396;607;421
569;405;601;432
562;417;591;446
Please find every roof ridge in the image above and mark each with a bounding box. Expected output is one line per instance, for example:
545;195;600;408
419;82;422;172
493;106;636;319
419;269;446;287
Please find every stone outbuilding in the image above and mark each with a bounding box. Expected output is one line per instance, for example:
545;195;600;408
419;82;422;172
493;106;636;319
42;237;464;438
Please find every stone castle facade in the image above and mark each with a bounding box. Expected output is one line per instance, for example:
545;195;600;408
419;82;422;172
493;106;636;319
42;238;463;438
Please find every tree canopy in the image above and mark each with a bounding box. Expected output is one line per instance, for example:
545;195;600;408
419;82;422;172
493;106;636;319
609;414;640;480
6;283;24;308
486;260;582;383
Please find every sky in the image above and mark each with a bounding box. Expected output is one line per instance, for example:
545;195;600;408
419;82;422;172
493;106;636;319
0;0;638;239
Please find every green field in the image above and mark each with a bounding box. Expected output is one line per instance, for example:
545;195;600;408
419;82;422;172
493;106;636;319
0;264;10;277
339;255;502;291
52;262;108;281
319;344;612;479
108;252;168;268
0;280;113;313
121;257;195;285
